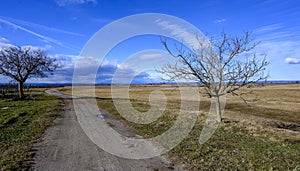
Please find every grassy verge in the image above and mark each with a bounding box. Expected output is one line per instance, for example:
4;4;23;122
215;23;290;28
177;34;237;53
98;99;300;170
0;89;64;170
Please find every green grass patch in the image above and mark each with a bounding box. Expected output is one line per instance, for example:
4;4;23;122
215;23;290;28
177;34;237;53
172;123;300;170
0;89;64;170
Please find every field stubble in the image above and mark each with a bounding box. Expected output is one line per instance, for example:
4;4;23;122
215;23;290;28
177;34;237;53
57;84;300;170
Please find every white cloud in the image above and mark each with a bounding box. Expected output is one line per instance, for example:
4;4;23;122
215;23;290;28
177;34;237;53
213;18;227;24
28;54;157;84
55;0;97;6
116;50;173;71
285;58;300;64
0;50;161;84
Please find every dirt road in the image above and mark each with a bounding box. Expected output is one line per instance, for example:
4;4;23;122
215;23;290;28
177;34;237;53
32;90;183;171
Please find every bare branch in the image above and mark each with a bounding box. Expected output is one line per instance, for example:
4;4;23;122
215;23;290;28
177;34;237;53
158;31;269;122
0;46;58;99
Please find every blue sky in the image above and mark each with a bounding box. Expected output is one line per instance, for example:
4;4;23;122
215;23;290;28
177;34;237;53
0;0;300;83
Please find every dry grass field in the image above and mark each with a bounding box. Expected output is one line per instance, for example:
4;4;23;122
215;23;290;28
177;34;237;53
57;84;300;170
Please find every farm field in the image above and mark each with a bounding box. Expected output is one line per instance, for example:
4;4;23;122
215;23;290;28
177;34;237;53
2;0;300;170
57;84;300;170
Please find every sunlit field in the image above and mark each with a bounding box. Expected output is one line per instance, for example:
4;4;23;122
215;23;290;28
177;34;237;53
57;84;300;170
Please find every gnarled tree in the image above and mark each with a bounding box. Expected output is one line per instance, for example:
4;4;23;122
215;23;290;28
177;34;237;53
159;31;269;122
0;46;57;99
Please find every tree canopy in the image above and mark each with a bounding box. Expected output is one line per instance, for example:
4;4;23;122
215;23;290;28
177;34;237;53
0;46;58;99
159;31;269;122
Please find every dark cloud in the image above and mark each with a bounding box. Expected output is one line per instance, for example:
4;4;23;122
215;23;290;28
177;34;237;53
0;54;157;84
96;65;155;84
131;72;154;84
43;56;155;84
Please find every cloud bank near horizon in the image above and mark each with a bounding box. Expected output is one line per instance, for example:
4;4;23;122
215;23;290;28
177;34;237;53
0;53;157;84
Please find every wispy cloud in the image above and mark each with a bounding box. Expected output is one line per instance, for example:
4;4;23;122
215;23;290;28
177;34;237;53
0;37;51;52
258;0;278;6
254;23;283;33
0;37;9;43
55;0;97;6
0;16;84;37
250;22;300;79
255;24;300;53
213;18;227;24
285;58;300;64
0;18;76;51
117;50;172;71
22;45;52;51
0;37;14;49
138;53;167;61
258;40;300;63
90;17;113;24
154;19;206;49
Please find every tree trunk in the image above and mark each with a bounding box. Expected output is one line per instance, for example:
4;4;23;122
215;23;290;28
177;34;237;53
216;95;222;122
18;81;24;99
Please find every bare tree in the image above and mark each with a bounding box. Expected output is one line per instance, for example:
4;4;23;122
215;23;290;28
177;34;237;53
159;31;269;122
0;46;58;99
